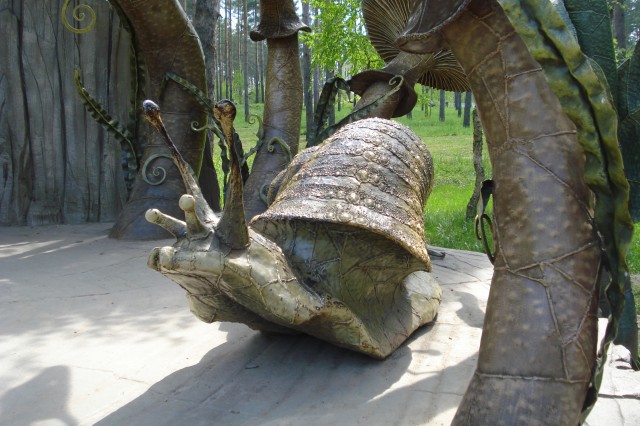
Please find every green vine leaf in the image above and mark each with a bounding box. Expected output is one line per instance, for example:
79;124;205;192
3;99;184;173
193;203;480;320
74;69;138;190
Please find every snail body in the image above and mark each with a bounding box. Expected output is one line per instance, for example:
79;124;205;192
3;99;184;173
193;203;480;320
146;113;441;359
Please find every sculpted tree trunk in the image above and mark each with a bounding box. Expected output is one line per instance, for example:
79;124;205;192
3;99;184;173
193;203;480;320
108;0;207;240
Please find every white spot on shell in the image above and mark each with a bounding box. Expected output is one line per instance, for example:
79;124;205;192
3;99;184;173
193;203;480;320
356;169;369;182
338;211;353;222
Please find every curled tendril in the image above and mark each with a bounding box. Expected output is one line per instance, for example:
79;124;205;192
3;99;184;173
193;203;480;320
191;121;218;133
142;154;173;186
259;184;270;204
388;75;404;89
267;137;292;163
61;0;97;34
247;114;264;140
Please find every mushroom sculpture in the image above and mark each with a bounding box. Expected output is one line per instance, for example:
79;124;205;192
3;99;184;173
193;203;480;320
348;0;470;119
394;0;633;423
241;0;310;220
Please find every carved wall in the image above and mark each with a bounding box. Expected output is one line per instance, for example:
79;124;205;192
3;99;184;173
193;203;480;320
0;0;131;225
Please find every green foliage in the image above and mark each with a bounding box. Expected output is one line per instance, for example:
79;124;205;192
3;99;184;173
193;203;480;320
563;0;618;95
618;41;640;221
301;0;383;74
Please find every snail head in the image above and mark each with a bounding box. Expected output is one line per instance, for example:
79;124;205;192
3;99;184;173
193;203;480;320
142;99;249;250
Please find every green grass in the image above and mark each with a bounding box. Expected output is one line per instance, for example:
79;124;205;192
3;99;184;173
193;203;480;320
222;102;639;279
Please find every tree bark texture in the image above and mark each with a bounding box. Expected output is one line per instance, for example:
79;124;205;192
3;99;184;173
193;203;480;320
301;0;314;139
1;0;131;226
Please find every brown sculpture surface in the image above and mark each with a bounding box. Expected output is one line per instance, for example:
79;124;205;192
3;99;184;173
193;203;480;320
136;0;634;422
107;0;208;240
396;0;633;423
241;0;309;221
144;100;442;359
349;0;469;118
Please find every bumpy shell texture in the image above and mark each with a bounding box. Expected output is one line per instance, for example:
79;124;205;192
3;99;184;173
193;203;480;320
252;118;434;269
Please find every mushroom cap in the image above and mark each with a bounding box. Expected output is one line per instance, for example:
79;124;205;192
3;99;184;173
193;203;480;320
362;0;469;92
250;0;311;41
395;0;471;54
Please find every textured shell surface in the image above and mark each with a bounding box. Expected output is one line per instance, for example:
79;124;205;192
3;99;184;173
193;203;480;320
252;118;435;287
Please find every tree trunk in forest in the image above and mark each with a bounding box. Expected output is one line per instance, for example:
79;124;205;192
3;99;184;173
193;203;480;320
242;0;250;121
108;0;207;239
225;0;232;100
1;0;131;226
463;91;472;127
259;40;265;103
313;64;321;107
194;0;222;212
255;43;260;103
611;0;627;51
301;1;313;140
466;109;485;220
216;24;223;100
312;6;321;108
439;90;446;122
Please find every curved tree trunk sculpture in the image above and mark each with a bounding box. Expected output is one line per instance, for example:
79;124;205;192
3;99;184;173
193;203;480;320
108;0;207;239
446;7;599;420
396;0;633;422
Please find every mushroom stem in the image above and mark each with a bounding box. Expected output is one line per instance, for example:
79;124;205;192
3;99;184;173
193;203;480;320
241;0;309;221
396;0;600;423
352;51;434;119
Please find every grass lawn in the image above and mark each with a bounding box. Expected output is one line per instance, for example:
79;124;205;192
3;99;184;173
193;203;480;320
225;101;640;309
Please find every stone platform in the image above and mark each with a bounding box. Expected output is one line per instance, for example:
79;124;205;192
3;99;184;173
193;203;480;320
0;224;637;425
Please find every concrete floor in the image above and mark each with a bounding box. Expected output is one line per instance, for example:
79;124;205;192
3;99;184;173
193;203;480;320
0;223;637;425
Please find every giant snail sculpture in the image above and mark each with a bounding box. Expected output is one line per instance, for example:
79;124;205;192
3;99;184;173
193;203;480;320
66;0;636;423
